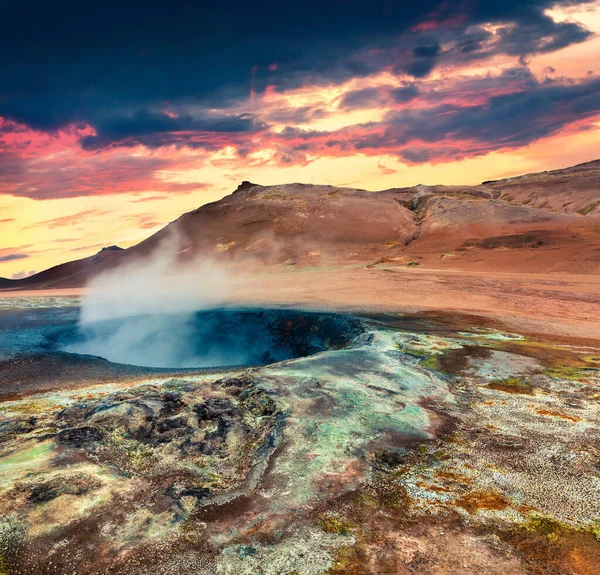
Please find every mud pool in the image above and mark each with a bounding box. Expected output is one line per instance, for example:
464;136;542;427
0;296;600;574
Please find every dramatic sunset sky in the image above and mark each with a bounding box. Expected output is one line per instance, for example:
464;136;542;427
1;0;599;278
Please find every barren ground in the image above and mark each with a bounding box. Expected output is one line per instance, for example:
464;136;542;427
3;266;600;341
1;264;599;575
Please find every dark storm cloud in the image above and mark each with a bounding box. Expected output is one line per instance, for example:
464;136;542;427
273;72;600;163
392;43;443;77
264;105;329;125
339;87;387;110
338;83;420;110
382;76;600;151
0;0;594;139
80;111;266;150
0;0;444;133
0;253;29;262
496;15;591;55
399;148;436;163
445;16;592;71
413;44;442;58
457;28;494;53
391;84;420;103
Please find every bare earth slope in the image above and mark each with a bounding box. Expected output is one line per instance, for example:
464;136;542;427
0;246;126;290
402;196;600;274
1;160;598;289
132;181;420;267
482;159;600;215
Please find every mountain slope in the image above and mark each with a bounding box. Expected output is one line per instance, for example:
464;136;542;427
2;160;599;290
481;159;600;215
1;246;126;290
130;181;419;267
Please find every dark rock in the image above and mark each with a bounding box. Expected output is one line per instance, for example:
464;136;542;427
156;417;188;433
235;181;259;193
0;417;37;442
220;374;254;389
57;404;97;426
179;487;212;501
27;475;101;504
28;483;61;504
153;417;191;443
241;390;278;416
205;419;232;440
197;441;217;455
377;449;407;468
193;398;237;421
57;426;104;448
159;392;184;417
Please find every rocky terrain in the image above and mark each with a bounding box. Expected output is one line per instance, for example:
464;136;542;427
0;298;599;574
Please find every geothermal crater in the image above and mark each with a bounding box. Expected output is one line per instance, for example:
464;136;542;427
57;308;363;369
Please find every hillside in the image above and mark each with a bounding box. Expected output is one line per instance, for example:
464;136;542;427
0;246;126;290
482;160;600;215
1;160;598;290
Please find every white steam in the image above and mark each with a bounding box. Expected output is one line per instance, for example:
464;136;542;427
66;233;234;368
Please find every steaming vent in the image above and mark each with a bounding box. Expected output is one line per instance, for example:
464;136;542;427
61;308;360;369
51;233;361;369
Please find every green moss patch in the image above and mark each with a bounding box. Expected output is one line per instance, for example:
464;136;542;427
545;365;600;381
319;515;353;536
484;377;535;395
577;200;599;215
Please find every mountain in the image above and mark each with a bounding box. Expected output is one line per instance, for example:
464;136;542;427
0;246;126;290
2;160;599;290
482;160;600;215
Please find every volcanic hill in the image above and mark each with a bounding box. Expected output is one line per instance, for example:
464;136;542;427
2;159;599;290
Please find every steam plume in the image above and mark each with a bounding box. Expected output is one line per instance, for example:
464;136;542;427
66;232;233;368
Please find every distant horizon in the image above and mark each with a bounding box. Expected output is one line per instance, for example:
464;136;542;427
1;0;600;277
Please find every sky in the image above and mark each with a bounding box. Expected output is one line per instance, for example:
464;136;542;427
1;0;599;278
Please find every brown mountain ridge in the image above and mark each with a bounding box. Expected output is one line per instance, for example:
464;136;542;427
2;159;599;290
